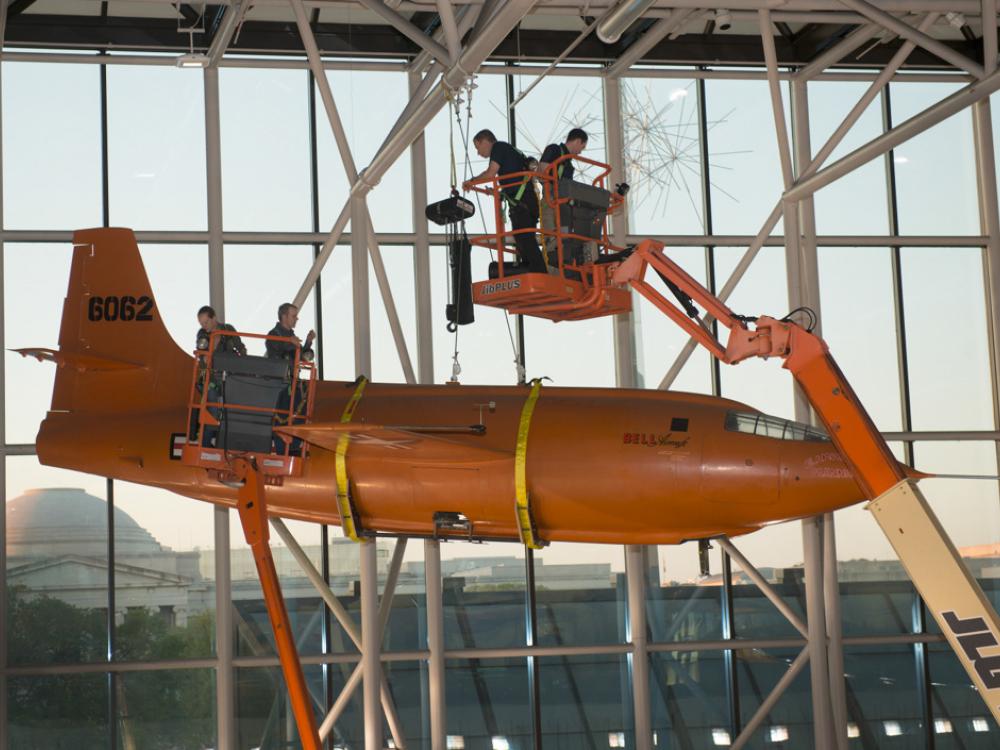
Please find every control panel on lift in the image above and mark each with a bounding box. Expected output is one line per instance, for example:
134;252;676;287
464;154;631;322
181;329;317;485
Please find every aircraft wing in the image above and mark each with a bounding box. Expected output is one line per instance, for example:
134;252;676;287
276;422;511;463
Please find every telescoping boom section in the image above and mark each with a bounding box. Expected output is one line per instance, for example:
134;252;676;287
466;154;631;321
614;238;1000;729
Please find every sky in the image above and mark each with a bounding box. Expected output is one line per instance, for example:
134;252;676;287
3;58;1000;586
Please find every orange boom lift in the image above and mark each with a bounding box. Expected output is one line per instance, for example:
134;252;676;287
464;162;1000;729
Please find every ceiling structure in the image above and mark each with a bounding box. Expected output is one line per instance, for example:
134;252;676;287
0;0;994;72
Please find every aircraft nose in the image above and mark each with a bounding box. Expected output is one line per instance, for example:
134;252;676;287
781;440;866;514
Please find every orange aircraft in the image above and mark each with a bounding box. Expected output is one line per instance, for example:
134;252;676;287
24;227;871;549
20;227;918;748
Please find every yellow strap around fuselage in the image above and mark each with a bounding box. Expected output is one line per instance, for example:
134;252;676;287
515;379;546;549
335;377;368;542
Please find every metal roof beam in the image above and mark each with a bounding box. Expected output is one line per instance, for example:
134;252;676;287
435;0;460;63
838;0;985;77
606;7;695;77
354;0;450;62
206;0;251;67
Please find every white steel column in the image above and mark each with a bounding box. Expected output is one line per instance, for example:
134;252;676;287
409;70;434;385
604;76;639;388
802;516;834;750
790;75;848;750
205;64;234;750
625;546;651;750
352;198;372;377
0;50;7;750
424;540;446;750
823;515;848;750
971;47;1000;568
360;541;381;749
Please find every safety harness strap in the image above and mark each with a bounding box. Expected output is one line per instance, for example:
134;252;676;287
335;376;368;542
515;379;546;549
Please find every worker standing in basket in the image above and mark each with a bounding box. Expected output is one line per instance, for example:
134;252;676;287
462;129;546;273
537;128;591;266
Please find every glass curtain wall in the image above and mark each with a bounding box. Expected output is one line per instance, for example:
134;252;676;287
2;51;1000;750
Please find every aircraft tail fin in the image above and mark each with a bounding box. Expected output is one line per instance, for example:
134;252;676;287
50;227;192;414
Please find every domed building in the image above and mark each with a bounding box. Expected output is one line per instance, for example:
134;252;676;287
6;488;203;626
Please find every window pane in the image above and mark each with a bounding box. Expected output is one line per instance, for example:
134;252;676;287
901;247;993;430
113;483;215;660
915;442;1000;615
4;243;71;443
236;665;326;750
842;645;926;748
115;669;216;749
223;245;317;357
442;542;526;650
9;673;109;749
108;65;207;230
808;81;890;236
818;246;902;431
534;543;624;647
714;246;793;419
512;73;606;170
523;315;616;387
651;650;730;747
637;245;713;394
7;458;108;666
316;70;413;233
446;658;531;748
539;654;628;747
650;543;724;643
929;641;1000;745
704;79;786;235
730;523;805;640
2;61;101;229
221;69;310;232
834;504;916;636
138;244;209;355
736;647;812;747
231;516;325;658
369;246;418;384
622;77;704;235
890;82;979;236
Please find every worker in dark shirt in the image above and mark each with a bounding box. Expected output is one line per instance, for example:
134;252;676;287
462;129;546;273
196;305;247;356
537;128;589;266
266;302;315;360
267;302;314;456
192;305;246;447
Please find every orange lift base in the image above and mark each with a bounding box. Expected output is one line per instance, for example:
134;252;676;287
472;272;632;321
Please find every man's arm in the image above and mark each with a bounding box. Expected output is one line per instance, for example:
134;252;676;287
462;160;500;191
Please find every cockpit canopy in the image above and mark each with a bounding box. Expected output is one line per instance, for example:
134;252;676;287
725;410;830;443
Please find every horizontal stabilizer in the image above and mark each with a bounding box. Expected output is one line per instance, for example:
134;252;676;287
276;422;511;463
14;347;145;372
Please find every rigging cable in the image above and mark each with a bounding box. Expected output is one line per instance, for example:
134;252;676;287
452;81;524;384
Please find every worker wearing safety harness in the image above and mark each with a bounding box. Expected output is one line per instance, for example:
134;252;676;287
538;128;590;267
463;129;546;273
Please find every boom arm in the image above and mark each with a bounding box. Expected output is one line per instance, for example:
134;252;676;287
616;239;1000;727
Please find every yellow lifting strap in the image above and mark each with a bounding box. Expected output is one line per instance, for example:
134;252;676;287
335;376;368;542
515;378;547;550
